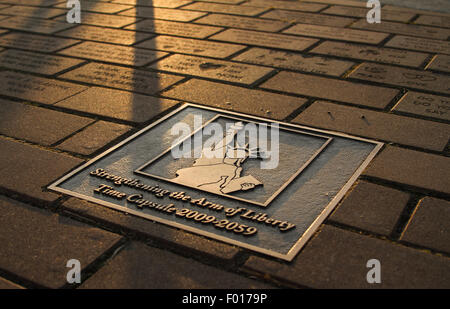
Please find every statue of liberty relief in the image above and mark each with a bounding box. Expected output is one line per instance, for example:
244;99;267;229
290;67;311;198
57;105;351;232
170;122;264;195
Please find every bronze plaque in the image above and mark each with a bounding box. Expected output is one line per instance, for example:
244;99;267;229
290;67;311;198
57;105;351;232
49;104;382;261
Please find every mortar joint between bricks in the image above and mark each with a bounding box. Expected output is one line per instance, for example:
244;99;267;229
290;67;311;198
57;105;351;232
390;193;423;240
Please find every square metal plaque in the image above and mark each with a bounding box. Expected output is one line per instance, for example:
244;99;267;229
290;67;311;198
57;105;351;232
49;104;383;261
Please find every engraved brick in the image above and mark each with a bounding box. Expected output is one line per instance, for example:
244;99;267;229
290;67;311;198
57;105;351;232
137;35;246;59
283;24;389;44
311;41;429;68
0;5;66;18
0;0;65;6
0;16;74;34
330;181;410;236
162;79;306;120
125;19;223;39
414;15;450;28
0;71;87;104
149;54;274;85
401;197;450;254
427;54;450;73
386;35;450;55
194;0;243;3
323;5;415;22
0;99;94;146
194;13;290;32
54;12;139;28
181;2;268;16
0;137;83;202
0;195;122;288
80;242;269;289
261;71;398;109
351;19;450;40
58;41;168;67
233;48;354;77
393;91;450;121
349;63;450;95
57;121;132;156
292;101;450;151
0;49;84;75
111;0;192;7
0;32;80;53
243;0;326;12
56;25;154;46
364;146;450;195
243;225;450;288
210;29;318;51
54;1;132;13
119;7;206;22
261;10;355;27
298;0;368;7
55;87;179;124
59;62;183;95
383;5;450;17
62;198;241;262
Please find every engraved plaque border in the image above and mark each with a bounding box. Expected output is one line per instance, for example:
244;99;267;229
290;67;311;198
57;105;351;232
134;114;333;207
48;103;383;261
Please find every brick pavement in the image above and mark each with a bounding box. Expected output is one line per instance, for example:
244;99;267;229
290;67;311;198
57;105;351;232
0;0;448;289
